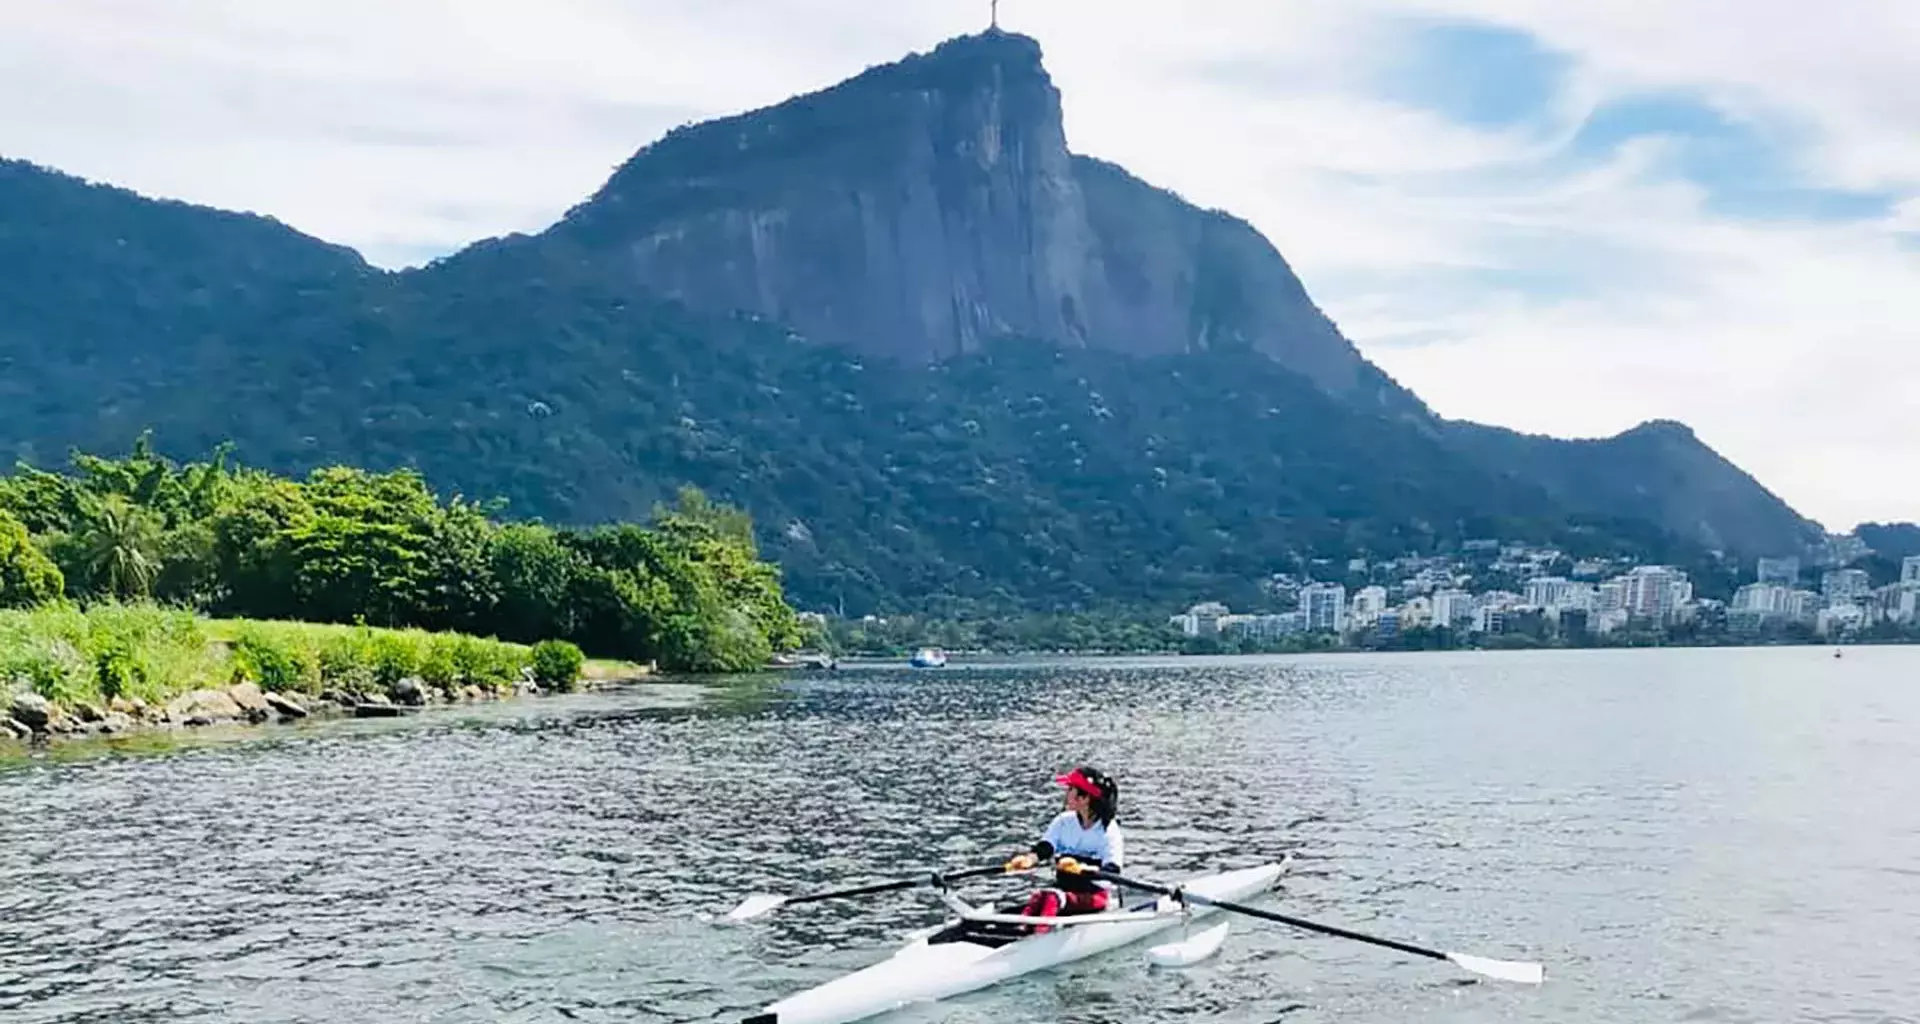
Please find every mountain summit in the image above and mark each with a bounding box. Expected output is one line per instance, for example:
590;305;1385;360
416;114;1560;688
547;31;1410;412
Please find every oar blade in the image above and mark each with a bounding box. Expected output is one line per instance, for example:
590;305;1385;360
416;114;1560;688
1446;952;1545;985
1146;920;1231;968
725;894;789;922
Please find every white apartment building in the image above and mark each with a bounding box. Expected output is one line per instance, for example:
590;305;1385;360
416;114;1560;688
1431;589;1473;629
1300;583;1347;634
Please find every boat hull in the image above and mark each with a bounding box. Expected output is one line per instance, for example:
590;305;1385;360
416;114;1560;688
740;861;1287;1024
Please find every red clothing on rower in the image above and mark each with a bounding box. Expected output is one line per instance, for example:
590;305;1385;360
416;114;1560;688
1007;766;1123;934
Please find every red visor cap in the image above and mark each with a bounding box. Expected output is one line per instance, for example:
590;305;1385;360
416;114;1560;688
1056;769;1103;799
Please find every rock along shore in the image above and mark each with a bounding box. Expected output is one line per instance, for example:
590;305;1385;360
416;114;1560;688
1;674;572;748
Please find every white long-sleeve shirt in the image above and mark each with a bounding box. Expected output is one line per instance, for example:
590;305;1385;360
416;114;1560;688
1035;811;1125;891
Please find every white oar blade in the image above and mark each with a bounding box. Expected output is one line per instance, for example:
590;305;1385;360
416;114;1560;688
1446;952;1545;985
1147;921;1230;968
726;894;789;922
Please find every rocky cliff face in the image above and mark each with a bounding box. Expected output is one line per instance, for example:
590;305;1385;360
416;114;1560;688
1071;155;1416;411
551;31;1404;410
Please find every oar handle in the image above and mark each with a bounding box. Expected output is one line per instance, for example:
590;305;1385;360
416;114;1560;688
1098;871;1449;963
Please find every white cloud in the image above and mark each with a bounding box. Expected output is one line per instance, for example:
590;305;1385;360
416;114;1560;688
0;0;1914;530
1406;0;1920;192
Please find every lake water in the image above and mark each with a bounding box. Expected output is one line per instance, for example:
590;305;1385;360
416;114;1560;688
4;646;1918;1024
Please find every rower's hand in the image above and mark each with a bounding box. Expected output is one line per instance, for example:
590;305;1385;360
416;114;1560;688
1056;856;1083;875
1005;852;1038;872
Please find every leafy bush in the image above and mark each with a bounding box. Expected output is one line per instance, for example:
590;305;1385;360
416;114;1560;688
220;619;535;700
315;629;377;696
2;634;92;705
452;635;521;693
531;639;584;692
230;625;318;694
367;630;424;689
418;634;461;694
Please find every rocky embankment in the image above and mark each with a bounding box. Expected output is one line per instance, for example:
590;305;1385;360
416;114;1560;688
1;676;540;745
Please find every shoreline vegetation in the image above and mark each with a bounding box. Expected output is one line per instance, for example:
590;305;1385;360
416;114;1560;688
2;435;805;744
0;602;613;744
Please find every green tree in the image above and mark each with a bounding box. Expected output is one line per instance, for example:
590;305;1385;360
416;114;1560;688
152;521;220;606
1;438;806;673
562;524;677;662
654;514;802;651
416;498;500;633
282;467;437;626
654;485;758;551
208;471;312;621
0;463;81;534
73;493;165;600
0;509;63;607
489;523;580;642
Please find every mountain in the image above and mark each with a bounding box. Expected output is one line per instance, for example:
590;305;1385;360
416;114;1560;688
1443;419;1826;557
546;32;1421;417
526;29;1812;551
0;228;1605;614
0;157;372;466
0;31;1826;613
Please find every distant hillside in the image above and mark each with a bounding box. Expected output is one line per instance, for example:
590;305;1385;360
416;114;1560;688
1857;522;1920;561
1443;419;1826;557
0;32;1824;613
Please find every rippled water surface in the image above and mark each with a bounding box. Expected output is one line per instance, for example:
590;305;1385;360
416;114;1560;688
6;646;1920;1024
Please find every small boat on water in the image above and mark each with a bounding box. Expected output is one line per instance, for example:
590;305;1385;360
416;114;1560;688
908;647;947;668
738;859;1292;1024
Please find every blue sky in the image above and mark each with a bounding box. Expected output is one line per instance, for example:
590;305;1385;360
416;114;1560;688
1380;18;1895;222
1373;19;1572;129
1371;11;1892;223
1;0;1915;531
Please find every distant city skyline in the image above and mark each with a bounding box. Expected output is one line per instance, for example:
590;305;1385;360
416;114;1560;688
1173;547;1920;645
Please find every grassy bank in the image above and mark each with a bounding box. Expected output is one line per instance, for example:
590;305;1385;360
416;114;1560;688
1;601;594;718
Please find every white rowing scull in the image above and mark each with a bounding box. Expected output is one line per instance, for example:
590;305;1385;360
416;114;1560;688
738;856;1293;1024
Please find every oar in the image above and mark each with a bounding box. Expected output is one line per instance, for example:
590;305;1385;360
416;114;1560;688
1097;871;1545;985
726;862;1015;921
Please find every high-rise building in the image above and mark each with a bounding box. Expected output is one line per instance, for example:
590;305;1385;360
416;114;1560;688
1622;566;1687;622
1431;589;1472;628
1300;583;1347;634
1823;569;1871;603
1733;583;1794;616
1351;586;1388;623
1525;576;1571;608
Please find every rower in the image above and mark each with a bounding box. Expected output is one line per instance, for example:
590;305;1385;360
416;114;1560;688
1003;766;1124;933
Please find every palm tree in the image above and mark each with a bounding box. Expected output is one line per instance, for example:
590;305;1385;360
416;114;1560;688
77;494;162;600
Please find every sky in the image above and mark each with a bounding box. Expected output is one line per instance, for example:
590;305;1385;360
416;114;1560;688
3;0;1916;533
